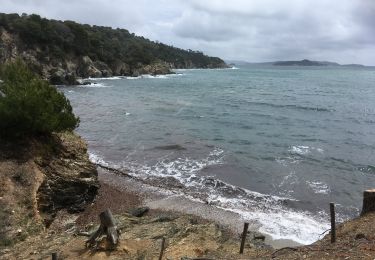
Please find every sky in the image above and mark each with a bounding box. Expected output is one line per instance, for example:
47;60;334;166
2;0;375;65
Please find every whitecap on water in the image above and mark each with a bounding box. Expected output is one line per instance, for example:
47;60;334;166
306;181;330;194
86;76;123;81
289;145;324;155
126;74;184;80
289;145;310;155
78;82;111;88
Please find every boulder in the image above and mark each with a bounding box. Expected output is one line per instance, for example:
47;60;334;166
110;60;130;75
131;62;172;76
128;207;150;217
77;56;102;78
49;68;79;85
94;61;113;77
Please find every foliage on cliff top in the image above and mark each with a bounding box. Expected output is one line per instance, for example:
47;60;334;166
0;13;226;69
0;60;79;139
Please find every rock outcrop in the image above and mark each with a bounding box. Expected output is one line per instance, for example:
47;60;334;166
0;29;175;84
0;132;99;245
131;61;171;76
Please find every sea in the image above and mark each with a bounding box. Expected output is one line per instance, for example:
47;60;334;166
60;64;375;245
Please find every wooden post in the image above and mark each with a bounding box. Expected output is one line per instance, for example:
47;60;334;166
158;237;166;260
361;189;375;215
52;252;57;260
239;222;249;254
330;202;336;243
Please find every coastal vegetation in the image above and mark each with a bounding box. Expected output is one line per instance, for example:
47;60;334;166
0;13;227;84
0;60;79;139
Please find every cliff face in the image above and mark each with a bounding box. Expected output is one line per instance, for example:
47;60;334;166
0;13;228;84
0;132;99;246
0;29;171;85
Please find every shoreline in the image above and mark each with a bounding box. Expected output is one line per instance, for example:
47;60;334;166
97;167;301;249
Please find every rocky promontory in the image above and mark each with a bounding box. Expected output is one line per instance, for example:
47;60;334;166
0;13;228;85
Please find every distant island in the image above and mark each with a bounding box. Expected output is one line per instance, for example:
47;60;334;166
227;59;366;67
0;13;228;85
273;59;338;66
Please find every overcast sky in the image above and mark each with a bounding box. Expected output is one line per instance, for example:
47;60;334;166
2;0;375;65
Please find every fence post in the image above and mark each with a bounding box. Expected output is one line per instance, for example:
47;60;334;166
239;222;249;254
330;202;336;243
361;189;375;215
158;237;166;260
52;252;57;260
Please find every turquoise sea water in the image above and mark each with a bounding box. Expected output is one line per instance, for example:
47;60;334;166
61;65;375;244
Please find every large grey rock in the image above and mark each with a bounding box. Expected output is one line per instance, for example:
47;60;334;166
128;207;150;217
131;62;172;76
111;60;130;75
94;61;113;77
49;68;79;85
77;56;102;78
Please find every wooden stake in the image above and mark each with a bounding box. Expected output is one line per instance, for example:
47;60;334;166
330;202;336;243
361;189;375;215
239;222;249;254
158;237;166;260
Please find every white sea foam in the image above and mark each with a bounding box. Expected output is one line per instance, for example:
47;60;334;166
306;181;330;194
125;73;184;80
289;145;310;155
289;145;324;155
79;82;111;88
88;152;109;166
86;76;123;81
276;156;300;166
207;194;329;244
88;148;329;245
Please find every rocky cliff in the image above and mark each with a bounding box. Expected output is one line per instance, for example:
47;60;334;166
0;132;99;246
0;13;228;85
0;29;170;85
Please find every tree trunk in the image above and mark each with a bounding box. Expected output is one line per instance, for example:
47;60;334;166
86;209;120;248
361;189;375;215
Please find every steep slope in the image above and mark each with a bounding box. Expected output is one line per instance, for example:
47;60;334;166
0;13;228;84
0;132;99;247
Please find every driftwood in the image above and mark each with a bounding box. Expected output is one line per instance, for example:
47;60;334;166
86;209;120;248
361;189;375;215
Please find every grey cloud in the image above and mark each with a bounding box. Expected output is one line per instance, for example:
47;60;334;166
173;10;247;41
1;0;374;65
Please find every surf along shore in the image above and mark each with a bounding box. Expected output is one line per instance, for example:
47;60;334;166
1;132;375;259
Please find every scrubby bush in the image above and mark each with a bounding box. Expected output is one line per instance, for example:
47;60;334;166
0;60;79;139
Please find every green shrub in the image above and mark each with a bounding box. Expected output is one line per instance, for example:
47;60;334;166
0;60;79;139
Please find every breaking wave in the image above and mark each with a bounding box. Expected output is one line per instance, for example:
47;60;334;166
89;149;329;245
